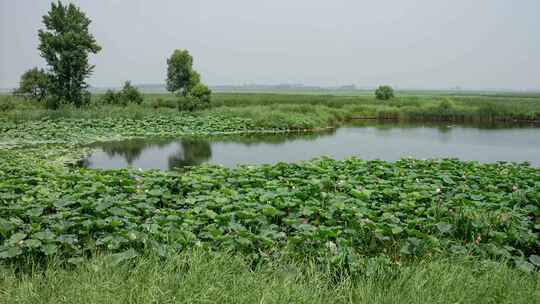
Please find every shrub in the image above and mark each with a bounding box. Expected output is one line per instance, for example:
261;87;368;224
120;81;143;105
189;83;212;105
177;84;212;112
100;89;120;105
177;96;199;112
375;85;395;100
151;97;163;109
13;67;49;101
438;98;454;113
100;82;143;106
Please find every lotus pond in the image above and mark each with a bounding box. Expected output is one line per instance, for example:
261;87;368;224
0;120;539;271
81;122;540;170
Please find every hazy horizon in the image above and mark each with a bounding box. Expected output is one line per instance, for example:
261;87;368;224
1;0;539;90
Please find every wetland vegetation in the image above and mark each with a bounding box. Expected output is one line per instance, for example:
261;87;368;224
1;1;540;303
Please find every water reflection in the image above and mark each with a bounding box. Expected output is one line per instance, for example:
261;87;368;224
81;129;336;170
168;139;212;168
81;122;540;170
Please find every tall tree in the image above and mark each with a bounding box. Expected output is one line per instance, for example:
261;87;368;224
38;1;101;107
166;49;195;96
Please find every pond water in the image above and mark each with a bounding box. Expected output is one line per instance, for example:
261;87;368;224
80;122;540;170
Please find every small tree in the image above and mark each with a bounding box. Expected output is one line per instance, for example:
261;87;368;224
166;49;195;97
375;85;394;100
38;1;101;108
166;49;212;111
119;81;143;105
13;67;49;101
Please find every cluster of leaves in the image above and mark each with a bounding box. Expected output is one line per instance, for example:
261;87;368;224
0;155;538;270
375;85;395;100
100;81;144;106
0;114;261;146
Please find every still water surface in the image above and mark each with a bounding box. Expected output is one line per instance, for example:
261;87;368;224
81;122;540;170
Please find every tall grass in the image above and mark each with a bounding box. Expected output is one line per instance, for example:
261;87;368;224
1;251;538;304
2;92;540;127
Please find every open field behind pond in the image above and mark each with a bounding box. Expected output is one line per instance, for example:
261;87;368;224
2;91;540;126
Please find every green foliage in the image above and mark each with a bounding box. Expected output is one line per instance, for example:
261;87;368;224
119;81;143;105
178;83;212;112
2;92;540;125
38;1;101;107
375;85;395;100
100;89;121;105
177;96;200;112
166;49;212;111
150;97;177;109
188;70;201;92
0;113;259;145
1;148;539;269
0;97;15;112
99;81;143;106
190;83;212;104
13;68;49;101
166;49;195;96
438;98;454;112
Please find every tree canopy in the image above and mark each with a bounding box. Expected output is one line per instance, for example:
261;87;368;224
375;85;395;100
166;49;196;97
38;1;101;107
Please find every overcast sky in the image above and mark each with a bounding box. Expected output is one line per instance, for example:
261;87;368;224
1;0;539;90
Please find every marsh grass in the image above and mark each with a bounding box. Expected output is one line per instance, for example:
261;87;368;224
1;251;538;304
2;92;540;127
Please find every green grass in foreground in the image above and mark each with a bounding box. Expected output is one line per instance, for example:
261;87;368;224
1;251;539;304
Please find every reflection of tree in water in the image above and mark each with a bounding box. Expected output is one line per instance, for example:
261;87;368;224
93;138;173;165
168;139;212;169
83;129;336;170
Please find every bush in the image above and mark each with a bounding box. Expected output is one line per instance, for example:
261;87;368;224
177;96;200;112
100;81;143;106
151;97;163;109
189;83;212;105
438;98;454;113
178;84;212;112
120;81;143;105
13;67;49;101
100;89;120;105
375;85;394;100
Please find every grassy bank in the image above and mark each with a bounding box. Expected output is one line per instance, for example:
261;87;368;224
1;251;539;304
2;92;540;126
1;92;540;147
